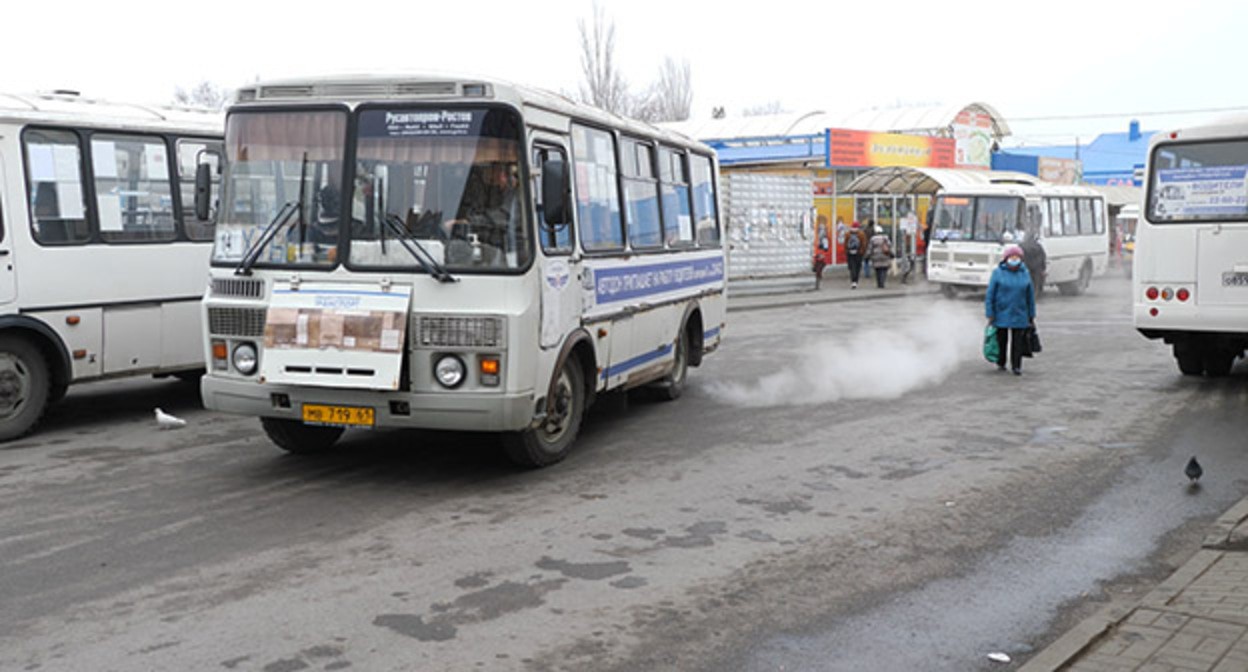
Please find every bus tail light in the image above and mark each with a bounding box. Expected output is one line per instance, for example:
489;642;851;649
1161;287;1174;301
211;340;228;370
1146;287;1159;301
1177;288;1191;302
480;356;501;386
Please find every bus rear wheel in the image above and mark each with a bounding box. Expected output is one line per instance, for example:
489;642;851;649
1203;350;1236;377
1059;262;1092;296
503;357;585;468
1175;349;1204;376
651;328;689;402
0;336;52;442
260;417;344;454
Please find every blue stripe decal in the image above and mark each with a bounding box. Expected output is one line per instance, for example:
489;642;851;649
703;327;721;340
593;257;725;305
602;344;673;381
274;289;402;298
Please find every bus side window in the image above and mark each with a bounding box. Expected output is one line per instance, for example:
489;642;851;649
690;153;720;246
178;139;222;241
621;138;661;250
91;133;177;243
1062;198;1078;236
570;124;623;252
1026;203;1044;238
659;148;694;247
1046;198;1062;237
24;129;90;245
534;145;573;254
1093;199;1106;234
1077;198;1094;235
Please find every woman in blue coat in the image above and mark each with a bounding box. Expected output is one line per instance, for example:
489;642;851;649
985;244;1036;375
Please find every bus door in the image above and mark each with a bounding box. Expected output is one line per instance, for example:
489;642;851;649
0;154;16;305
532;140;581;351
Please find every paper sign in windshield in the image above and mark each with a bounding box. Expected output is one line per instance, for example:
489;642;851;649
1155;166;1248;218
358;109;484;139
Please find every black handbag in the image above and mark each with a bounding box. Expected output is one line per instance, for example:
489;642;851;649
1027;326;1042;354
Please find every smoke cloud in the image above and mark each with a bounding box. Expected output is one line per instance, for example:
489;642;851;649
709;303;983;407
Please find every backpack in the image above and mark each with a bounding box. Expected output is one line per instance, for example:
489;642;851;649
846;232;861;254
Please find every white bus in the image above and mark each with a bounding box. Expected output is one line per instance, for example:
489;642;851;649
198;75;726;467
927;179;1109;297
0;92;222;440
1134;116;1248;376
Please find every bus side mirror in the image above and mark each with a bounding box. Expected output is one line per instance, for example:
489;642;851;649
541;158;571;226
194;162;213;221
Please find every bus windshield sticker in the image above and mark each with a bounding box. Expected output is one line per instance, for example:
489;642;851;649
1155;165;1248;219
358;110;485;139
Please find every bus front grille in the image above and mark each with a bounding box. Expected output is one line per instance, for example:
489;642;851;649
418;316;503;348
953;253;992;265
208;307;267;338
211;278;265;299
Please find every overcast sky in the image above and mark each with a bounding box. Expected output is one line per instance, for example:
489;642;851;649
4;0;1245;146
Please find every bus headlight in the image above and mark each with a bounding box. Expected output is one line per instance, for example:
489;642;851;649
434;355;466;389
232;342;258;375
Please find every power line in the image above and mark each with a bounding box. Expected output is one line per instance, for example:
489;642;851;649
1011;105;1248;122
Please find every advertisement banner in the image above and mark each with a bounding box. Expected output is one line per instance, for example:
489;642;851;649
1154;166;1248;218
827;129;955;169
1037;157;1082;185
953;109;995;169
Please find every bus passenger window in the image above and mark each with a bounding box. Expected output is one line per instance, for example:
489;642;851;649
92;134;177;243
689;154;719;246
622;139;661;249
25;129;90;244
659;148;694;246
1062;198;1078;236
571;124;623;251
1077;199;1094;235
1046;198;1062;237
178;139;222;241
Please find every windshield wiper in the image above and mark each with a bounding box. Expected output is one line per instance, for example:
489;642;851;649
381;213;457;283
234;201;299;276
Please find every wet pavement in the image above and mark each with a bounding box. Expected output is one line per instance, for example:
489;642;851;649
2;274;1246;671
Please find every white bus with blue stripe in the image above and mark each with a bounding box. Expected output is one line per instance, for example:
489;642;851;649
199;74;725;466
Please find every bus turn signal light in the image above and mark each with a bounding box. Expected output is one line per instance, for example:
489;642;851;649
1161;287;1174;301
211;340;228;370
480;357;500;386
1177;288;1191;302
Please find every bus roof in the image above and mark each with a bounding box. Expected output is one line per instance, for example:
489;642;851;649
940;182;1106;198
1153;113;1248;146
0;91;222;135
230;73;712;154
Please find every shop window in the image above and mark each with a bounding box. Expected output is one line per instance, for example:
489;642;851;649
25;129;90;244
571;124;623;251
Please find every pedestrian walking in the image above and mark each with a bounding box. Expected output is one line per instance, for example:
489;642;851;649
813;217;832;290
985;244;1036;376
867;226;893;289
844;220;867;289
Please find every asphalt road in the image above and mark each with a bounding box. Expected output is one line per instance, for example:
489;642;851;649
3;275;1247;672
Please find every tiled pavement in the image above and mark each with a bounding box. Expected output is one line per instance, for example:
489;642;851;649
1022;500;1248;672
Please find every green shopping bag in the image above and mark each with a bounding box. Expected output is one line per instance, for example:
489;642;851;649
983;325;999;363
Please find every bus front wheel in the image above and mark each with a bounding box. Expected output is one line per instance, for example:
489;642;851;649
503;357;585;468
261;417;344;454
0;336;51;442
940;284;958;299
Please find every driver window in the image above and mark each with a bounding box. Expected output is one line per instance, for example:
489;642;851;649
534;145;573;254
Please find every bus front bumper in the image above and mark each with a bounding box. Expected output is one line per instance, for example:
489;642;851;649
201;375;538;433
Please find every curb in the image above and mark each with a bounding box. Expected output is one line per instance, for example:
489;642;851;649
1018;496;1248;671
727;286;939;313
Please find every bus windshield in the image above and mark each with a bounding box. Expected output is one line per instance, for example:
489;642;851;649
1148;139;1248;223
212;109;347;267
933;195;1022;242
347;107;531;271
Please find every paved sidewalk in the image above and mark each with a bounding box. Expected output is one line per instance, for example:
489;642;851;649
727;266;940;313
1022;498;1248;672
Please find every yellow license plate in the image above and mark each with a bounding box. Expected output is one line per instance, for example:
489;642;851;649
302;404;375;427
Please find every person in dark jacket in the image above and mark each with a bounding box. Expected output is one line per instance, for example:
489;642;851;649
985;244;1036;375
844;220;868;289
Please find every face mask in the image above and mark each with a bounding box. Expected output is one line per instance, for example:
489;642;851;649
1006;258;1022;268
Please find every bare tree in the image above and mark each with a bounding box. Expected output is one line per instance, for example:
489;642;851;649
577;2;631;116
635;57;693;123
173;81;230;110
742;100;789;117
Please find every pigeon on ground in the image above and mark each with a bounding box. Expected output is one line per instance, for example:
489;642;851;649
1185;457;1202;482
154;408;187;430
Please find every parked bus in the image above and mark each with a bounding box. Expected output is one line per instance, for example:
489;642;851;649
927;179;1109;297
0;92;222;440
1134;116;1248;376
198;75;726;467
